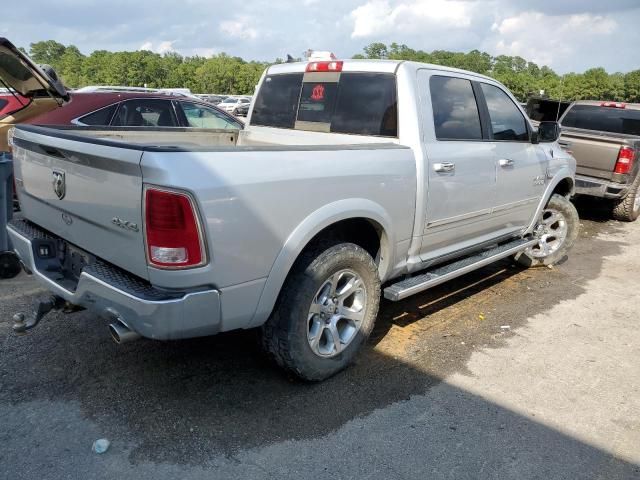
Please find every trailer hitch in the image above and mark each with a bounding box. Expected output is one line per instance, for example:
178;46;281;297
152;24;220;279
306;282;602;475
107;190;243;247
12;295;66;334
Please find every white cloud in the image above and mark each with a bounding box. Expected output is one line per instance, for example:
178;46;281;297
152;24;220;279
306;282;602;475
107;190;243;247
138;40;175;54
350;0;472;38
488;11;618;67
3;0;638;73
220;16;259;40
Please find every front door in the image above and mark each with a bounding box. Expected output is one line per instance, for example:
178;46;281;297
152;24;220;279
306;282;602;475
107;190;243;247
478;82;547;230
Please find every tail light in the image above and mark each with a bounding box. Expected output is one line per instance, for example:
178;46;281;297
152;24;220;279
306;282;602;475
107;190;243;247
601;102;626;109
144;186;206;269
306;61;343;72
614;146;635;174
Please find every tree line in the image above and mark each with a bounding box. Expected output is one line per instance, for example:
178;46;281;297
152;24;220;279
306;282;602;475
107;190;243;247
27;40;269;95
355;42;640;102
26;40;640;102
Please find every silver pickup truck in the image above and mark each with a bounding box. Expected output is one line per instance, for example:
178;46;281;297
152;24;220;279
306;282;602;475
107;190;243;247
6;49;579;380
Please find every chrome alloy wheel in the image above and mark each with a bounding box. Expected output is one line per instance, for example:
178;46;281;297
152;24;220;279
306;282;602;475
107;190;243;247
633;190;640;214
307;269;367;358
526;208;569;258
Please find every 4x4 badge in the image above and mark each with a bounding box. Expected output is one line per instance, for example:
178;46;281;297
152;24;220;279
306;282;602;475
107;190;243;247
52;169;66;200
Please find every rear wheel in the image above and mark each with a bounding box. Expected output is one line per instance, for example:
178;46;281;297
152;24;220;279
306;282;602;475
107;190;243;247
260;242;380;381
612;175;640;222
516;194;579;267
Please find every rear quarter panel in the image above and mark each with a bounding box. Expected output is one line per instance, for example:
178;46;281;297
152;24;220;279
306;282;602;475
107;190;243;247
140;146;417;297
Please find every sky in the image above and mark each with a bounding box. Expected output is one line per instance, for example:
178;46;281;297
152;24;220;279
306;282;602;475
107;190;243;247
1;0;639;73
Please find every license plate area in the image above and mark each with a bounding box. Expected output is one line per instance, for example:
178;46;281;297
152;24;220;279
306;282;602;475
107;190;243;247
31;237;96;292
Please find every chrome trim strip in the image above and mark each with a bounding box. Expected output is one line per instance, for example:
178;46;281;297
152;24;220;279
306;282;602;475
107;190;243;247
491;196;539;213
426;208;492;228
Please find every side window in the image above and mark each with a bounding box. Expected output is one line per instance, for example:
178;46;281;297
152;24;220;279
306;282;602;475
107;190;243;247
112;99;177;127
76;104;118;126
251;73;304;129
429;76;482;140
331;73;397;137
480;83;528;141
179;101;239;129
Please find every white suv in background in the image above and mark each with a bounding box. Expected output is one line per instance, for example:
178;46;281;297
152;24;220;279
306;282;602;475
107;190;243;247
218;96;251;115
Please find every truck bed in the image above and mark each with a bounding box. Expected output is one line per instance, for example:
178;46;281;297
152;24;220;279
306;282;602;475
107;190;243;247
560;127;640;181
12;124;415;286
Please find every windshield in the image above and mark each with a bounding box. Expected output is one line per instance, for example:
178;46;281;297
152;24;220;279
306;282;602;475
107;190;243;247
562;104;640;136
251;72;398;137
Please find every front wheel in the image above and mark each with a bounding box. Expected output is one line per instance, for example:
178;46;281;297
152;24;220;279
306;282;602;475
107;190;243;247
260;242;381;381
516;194;580;267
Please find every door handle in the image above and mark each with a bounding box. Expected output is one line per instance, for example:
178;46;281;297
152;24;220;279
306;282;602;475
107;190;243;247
433;162;455;173
498;158;514;168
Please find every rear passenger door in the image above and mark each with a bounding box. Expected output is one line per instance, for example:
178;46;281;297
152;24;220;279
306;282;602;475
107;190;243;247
418;72;497;261
478;82;547;230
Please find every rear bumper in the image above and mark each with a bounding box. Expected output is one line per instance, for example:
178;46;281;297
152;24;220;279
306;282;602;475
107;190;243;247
574;174;629;199
7;220;221;340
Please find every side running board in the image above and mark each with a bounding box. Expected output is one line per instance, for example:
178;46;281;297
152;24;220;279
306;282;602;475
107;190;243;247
384;237;538;301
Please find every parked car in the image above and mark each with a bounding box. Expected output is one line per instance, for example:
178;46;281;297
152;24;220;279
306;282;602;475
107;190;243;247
196;94;226;105
0;92;30;118
6;52;578;381
0;38;69;153
25;90;243;130
558;100;640;221
218;96;251;115
234;101;250;117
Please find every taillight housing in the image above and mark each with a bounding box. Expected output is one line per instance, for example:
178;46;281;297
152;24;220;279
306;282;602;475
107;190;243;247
601;102;626;109
614;146;635;175
144;186;206;269
306;61;343;72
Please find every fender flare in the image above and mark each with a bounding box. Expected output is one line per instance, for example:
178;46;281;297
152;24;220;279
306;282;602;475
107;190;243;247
249;198;395;327
524;169;575;235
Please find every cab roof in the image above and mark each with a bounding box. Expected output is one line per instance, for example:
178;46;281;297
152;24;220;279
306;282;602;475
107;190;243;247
266;58;497;83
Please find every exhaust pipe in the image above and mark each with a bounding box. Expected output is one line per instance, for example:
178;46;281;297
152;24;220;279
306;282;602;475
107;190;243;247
109;320;141;344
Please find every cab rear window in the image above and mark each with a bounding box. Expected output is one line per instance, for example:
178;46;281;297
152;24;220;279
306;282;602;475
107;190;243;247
251;72;398;137
562;105;640;136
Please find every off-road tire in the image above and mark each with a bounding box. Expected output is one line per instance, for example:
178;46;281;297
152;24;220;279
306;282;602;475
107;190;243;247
516;194;579;267
260;242;381;381
612;174;640;222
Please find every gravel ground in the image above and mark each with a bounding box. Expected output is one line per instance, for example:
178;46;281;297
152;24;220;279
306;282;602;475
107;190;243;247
1;199;639;479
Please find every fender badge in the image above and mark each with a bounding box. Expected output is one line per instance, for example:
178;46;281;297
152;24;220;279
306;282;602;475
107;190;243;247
52;169;66;200
112;217;139;232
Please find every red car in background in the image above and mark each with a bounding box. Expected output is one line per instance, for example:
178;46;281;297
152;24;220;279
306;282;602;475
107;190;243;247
0;92;30;118
25;90;244;129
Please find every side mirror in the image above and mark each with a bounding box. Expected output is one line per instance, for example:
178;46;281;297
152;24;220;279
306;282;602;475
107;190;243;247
537;121;561;143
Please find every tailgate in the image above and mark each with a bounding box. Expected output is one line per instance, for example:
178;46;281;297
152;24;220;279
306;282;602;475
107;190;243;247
12;125;149;279
559;129;626;180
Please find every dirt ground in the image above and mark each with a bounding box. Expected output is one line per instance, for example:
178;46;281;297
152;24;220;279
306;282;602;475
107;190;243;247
1;199;639;479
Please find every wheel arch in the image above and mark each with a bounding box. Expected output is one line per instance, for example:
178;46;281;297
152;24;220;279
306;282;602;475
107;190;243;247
249;199;395;327
524;170;575;235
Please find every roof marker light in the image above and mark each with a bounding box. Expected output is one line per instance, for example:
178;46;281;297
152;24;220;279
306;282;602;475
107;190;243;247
306;61;343;73
601;102;626;109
